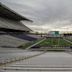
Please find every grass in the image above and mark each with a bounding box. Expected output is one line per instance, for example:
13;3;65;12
59;38;72;46
39;38;58;46
18;37;72;51
65;38;72;42
32;37;72;51
37;37;72;47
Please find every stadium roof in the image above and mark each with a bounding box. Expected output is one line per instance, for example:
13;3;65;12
0;3;32;22
0;17;32;31
0;3;32;32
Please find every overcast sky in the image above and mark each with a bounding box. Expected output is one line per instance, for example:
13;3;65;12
0;0;72;32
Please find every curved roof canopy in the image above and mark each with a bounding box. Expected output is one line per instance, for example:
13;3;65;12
0;3;32;22
0;17;32;32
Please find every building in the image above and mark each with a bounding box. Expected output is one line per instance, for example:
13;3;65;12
46;31;62;37
0;3;32;32
0;3;37;48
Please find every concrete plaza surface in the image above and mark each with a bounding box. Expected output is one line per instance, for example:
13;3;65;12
1;52;72;72
0;48;41;66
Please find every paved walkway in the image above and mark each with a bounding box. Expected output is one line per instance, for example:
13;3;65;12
1;52;72;72
0;48;42;67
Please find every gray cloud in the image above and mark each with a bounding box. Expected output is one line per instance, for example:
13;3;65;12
0;0;72;32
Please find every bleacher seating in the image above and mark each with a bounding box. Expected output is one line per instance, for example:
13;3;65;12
8;33;37;41
0;3;37;48
0;34;29;48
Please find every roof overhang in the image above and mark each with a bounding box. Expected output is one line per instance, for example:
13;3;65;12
0;16;32;32
0;27;30;32
0;3;33;22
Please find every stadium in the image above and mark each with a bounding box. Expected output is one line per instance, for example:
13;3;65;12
0;1;72;72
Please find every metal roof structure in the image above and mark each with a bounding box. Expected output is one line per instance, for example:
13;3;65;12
0;17;32;31
0;3;32;22
0;3;32;32
0;3;34;48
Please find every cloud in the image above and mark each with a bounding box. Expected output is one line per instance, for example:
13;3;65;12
0;0;72;32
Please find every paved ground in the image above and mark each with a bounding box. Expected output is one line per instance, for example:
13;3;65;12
0;48;41;66
1;51;72;72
